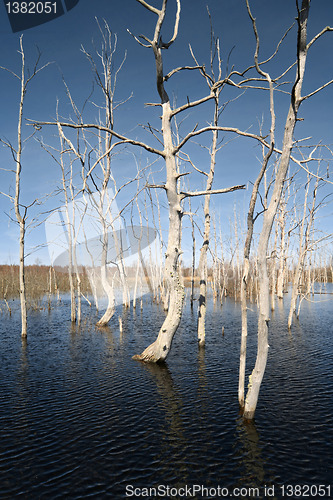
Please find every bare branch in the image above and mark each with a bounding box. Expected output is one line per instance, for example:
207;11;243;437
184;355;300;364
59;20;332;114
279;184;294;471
127;28;152;48
275;61;297;81
301;78;333;101
175;125;269;153
0;168;16;173
307;25;333;50
135;0;161;15
180;184;246;199
292;156;333;185
29;119;165;157
260;23;296;66
167;0;181;46
147;184;166;190
0;191;14;201
175;171;190;179
171;93;214;117
164;65;204;81
0;66;20;79
180;152;209;177
144;102;162;107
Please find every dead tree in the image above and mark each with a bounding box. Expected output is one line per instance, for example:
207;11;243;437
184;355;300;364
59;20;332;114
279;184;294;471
194;18;224;347
238;0;278;408
288;170;328;327
276;181;293;300
0;37;49;337
131;0;246;361
244;0;333;420
37;0;293;362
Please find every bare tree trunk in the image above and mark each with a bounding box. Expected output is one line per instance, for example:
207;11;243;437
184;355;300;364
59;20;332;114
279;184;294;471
189;198;195;310
133;198;143;310
133;99;185;361
18;220;27;337
132;1;186;362
288;173;319;328
276;198;287;299
68;248;76;322
73;251;81;325
270;222;279;312
1;38;49;336
52;265;60;301
157;189;168;311
15;38;28;337
239;148;272;408
96;241;115;326
57;124;77;323
131;1;245;361
239;0;276;408
133;254;141;309
197;108;218;346
244;0;310;420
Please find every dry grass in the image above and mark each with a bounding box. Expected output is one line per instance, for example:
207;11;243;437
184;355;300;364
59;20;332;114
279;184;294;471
0;265;91;301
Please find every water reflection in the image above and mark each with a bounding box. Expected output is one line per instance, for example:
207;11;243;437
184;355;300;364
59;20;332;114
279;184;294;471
141;362;190;487
18;336;29;403
235;418;277;500
196;345;214;450
236;418;265;482
197;345;207;394
1;293;332;497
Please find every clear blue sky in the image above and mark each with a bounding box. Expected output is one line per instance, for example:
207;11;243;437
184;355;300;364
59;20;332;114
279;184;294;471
0;0;332;265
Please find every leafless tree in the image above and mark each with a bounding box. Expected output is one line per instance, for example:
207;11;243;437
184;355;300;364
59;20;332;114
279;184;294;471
0;37;50;337
34;1;246;361
191;14;226;347
288;168;331;327
243;0;333;420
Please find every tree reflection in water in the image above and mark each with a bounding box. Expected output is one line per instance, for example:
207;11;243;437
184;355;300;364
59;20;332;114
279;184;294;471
141;362;190;487
235;418;277;500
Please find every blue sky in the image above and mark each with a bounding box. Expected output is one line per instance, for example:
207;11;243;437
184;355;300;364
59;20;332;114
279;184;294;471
0;0;332;265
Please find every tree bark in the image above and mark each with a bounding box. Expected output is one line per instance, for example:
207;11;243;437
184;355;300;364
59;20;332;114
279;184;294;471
288;173;318;328
197;100;218;346
96;249;115;326
133;101;185;362
244;0;310;420
133;1;185;362
15;38;28;337
276;199;287;299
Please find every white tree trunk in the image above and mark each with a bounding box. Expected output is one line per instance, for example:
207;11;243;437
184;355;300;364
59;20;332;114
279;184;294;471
15;39;28;338
132;4;186;362
276;203;287;299
197;121;217;346
133;102;185;362
288;174;318;328
96;225;115;326
244;0;310;420
18;221;27;337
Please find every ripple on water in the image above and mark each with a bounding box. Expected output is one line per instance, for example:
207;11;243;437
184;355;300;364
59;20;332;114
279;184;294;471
0;294;333;498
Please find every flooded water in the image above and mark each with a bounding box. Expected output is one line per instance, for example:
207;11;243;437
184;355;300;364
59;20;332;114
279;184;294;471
0;289;332;499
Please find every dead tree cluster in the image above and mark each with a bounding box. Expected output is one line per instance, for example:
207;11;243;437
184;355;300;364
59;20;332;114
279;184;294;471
0;0;332;421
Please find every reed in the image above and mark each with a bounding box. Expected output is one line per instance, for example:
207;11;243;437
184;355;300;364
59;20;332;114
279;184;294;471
0;265;91;301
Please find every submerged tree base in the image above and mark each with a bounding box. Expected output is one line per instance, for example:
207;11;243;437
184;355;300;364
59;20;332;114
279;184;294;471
243;410;256;421
132;340;170;363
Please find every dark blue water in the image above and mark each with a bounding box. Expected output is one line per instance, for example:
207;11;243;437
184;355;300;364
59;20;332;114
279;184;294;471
0;290;332;499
